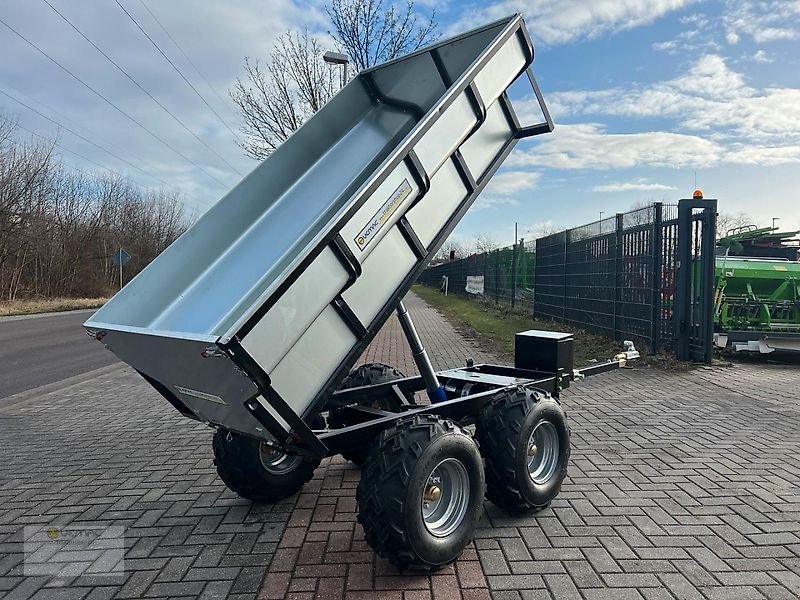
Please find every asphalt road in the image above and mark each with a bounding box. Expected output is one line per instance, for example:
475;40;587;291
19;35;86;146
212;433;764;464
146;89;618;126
0;310;118;399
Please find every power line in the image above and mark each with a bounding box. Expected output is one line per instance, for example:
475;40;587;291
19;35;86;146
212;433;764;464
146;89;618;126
40;0;243;177
114;0;242;143
0;86;182;194
0;14;231;190
16;123;108;172
2;84;170;180
137;0;242;130
15;123;205;216
3;87;213;213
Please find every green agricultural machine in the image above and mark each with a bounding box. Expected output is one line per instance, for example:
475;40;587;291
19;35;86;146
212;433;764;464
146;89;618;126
713;226;800;354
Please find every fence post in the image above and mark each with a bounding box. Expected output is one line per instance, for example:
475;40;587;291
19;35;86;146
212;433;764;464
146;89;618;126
530;248;536;315
651;202;663;354
700;201;718;363
614;213;624;341
511;241;518;309
483;251;487;301
675;200;691;361
495;249;500;303
562;230;568;322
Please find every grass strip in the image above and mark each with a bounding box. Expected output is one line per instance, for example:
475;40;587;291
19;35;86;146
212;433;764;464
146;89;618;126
412;284;622;366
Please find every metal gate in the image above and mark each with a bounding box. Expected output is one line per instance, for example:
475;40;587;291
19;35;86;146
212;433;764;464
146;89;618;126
533;197;717;362
674;199;717;362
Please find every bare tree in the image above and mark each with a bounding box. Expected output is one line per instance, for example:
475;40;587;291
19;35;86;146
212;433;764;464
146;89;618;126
327;0;438;70
0;115;15;147
435;238;466;261
716;211;757;238
523;221;559;240
469;234;499;254
0;114;189;300
231;0;437;160
230;31;339;160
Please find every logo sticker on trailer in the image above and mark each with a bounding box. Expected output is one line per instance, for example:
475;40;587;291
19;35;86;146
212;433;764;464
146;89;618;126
354;178;412;251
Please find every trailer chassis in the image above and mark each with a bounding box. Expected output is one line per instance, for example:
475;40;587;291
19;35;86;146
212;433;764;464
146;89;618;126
320;356;636;458
241;304;639;461
216;304;639;571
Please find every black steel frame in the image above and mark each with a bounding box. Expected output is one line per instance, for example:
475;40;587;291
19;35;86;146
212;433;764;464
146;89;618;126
674;199;717;362
316;358;624;459
533;198;717;363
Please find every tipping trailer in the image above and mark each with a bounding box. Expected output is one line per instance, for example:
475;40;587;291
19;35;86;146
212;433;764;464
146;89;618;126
85;15;638;571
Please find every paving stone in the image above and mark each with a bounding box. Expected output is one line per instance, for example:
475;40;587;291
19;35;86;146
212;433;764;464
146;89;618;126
456;561;486;588
563;560;602;587
144;581;205;597
701;586;766;600
477;550;510;576
4;292;800;600
582;589;645;600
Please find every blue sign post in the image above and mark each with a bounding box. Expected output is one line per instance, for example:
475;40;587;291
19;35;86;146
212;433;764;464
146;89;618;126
111;248;131;289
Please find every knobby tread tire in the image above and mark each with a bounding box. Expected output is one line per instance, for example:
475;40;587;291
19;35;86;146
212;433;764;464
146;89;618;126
332;363;410;464
338;363;406;390
357;414;484;572
212;430;320;503
476;387;570;515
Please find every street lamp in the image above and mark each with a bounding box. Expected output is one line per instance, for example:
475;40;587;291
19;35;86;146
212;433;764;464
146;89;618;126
323;51;349;89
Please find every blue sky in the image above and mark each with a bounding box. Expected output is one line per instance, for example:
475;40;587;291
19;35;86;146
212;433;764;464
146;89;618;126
2;0;799;247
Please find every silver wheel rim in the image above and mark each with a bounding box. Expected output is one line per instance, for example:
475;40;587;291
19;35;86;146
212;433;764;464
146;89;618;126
421;458;470;538
527;421;560;484
259;443;302;475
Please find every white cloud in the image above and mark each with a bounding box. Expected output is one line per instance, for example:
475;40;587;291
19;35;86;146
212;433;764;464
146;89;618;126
723;144;800;165
471;195;521;211
593;180;677;192
449;0;696;45
652;12;721;54
470;170;540;211
513;46;800;171
751;50;774;63
653;40;679;52
546;54;800;166
551;55;754;116
510;123;720;170
724;0;800;44
670;55;746;99
482;170;541;195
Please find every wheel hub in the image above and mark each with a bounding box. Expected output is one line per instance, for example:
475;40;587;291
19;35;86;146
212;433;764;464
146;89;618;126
527;421;559;484
424;485;442;502
259;443;302;475
421;458;470;538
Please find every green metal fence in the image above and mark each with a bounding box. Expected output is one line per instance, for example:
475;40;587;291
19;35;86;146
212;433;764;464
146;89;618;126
418;241;536;310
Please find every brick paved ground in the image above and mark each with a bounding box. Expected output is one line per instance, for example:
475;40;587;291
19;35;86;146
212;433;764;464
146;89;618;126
2;291;800;600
